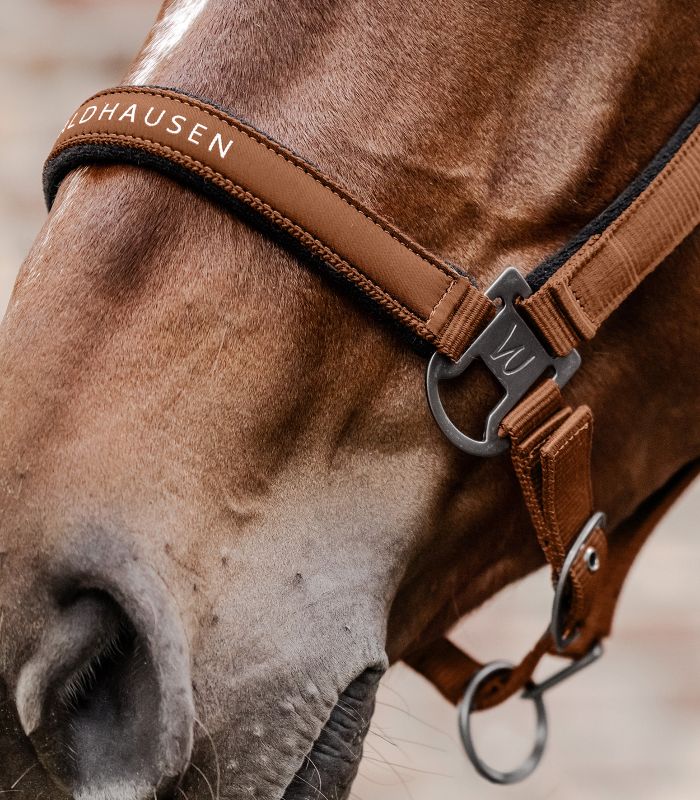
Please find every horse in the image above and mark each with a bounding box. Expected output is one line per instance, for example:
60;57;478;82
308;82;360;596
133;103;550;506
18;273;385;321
0;0;698;797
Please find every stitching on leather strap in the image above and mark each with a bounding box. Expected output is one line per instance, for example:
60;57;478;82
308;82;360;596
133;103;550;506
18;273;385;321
426;279;456;323
66;87;462;285
49;131;449;344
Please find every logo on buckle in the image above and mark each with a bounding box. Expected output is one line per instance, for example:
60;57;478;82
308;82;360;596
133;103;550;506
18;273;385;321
426;268;581;457
489;322;537;376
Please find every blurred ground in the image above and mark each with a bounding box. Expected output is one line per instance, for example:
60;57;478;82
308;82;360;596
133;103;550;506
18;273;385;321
1;2;699;798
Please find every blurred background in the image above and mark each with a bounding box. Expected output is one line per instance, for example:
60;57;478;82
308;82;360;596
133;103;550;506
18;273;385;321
1;2;698;798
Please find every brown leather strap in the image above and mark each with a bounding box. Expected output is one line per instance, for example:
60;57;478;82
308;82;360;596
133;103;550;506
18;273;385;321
43;87;494;361
44;88;700;365
406;630;553;710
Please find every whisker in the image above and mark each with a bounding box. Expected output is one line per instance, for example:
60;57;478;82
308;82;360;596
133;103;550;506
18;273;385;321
374;700;451;737
358;742;415;798
361;754;453;779
376;683;411;712
354;772;398;787
194;716;221;800
367;723;399;749
190;762;216;800
304;754;323;792
292;771;331;800
10;764;36;790
335;700;367;728
329;733;362;761
376;757;415;800
386;735;447;753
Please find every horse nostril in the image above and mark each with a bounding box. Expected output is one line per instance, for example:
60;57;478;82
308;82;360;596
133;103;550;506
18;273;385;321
16;584;194;799
36;595;163;792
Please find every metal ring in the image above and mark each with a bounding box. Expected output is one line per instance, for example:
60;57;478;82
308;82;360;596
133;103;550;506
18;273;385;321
458;660;548;784
551;511;607;652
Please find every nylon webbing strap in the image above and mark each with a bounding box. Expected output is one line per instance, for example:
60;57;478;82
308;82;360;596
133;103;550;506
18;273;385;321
523;122;700;355
500;381;607;634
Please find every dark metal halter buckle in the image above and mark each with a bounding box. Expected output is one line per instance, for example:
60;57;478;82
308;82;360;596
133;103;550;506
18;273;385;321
426;268;581;457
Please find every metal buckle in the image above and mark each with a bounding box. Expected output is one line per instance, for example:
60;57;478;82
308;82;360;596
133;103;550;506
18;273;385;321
459;644;603;784
551;511;607;652
426;268;581;457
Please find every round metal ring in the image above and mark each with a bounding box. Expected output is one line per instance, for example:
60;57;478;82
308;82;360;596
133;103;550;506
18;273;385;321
458;660;548;784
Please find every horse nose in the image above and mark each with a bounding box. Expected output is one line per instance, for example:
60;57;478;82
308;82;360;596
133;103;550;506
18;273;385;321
14;548;194;799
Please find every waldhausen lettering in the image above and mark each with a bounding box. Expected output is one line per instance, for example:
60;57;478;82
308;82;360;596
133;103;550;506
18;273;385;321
62;100;235;160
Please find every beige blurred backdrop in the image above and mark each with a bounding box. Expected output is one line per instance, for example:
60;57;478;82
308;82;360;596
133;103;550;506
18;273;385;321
1;2;699;798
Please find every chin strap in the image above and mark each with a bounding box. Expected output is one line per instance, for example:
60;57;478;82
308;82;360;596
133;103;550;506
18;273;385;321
44;86;700;784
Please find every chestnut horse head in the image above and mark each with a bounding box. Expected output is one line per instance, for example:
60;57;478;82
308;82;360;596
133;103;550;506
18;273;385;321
1;1;698;797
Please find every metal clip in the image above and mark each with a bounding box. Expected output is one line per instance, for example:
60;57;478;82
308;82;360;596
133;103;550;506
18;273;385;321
426;268;581;457
459;644;603;784
551;511;607;652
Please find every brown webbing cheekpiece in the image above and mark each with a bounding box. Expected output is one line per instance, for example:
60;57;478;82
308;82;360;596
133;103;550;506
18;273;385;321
44;86;700;783
523;123;700;355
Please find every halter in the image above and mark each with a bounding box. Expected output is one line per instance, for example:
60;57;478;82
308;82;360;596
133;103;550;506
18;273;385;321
44;86;700;783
